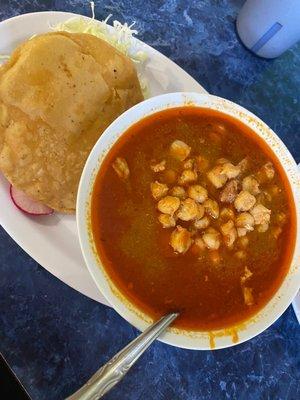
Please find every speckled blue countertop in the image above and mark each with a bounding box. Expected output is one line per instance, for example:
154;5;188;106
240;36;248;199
0;1;299;399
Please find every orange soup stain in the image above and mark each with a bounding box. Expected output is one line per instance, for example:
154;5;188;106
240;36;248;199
209;333;216;349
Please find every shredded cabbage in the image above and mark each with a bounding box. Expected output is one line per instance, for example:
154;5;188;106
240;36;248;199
52;14;147;64
0;55;9;64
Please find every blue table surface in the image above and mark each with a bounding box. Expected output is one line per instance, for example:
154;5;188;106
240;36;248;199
0;1;299;399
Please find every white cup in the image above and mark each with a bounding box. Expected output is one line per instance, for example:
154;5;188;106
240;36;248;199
236;0;300;58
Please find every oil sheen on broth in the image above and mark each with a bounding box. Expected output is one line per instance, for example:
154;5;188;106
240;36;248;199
91;107;296;331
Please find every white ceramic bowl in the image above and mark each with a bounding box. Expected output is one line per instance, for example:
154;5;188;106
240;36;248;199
77;92;300;350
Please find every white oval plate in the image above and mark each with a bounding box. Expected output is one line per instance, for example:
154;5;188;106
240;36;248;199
0;11;207;304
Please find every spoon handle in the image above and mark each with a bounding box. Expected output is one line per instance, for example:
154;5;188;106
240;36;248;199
66;313;178;400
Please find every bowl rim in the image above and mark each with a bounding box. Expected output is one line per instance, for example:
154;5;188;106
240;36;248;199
77;92;300;350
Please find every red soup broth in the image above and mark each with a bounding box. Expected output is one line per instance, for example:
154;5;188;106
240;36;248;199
91;107;296;331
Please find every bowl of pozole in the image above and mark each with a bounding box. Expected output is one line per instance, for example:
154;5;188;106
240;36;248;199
77;92;300;350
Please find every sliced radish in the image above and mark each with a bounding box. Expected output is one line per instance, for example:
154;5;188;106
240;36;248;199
10;185;54;215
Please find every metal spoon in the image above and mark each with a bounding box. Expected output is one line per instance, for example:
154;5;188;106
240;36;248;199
66;312;178;400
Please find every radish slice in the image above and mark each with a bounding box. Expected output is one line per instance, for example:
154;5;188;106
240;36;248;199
10;185;54;215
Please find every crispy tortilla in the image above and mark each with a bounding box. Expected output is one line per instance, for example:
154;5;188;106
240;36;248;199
0;32;143;212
